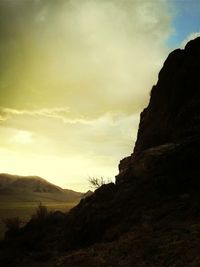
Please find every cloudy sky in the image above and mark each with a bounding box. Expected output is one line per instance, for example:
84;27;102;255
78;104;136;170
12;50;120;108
0;0;200;191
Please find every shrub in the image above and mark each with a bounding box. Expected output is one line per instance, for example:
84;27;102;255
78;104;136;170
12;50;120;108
3;217;22;236
88;176;112;190
32;202;48;221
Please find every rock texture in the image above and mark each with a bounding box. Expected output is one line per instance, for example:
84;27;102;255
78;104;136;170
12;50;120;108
1;37;200;267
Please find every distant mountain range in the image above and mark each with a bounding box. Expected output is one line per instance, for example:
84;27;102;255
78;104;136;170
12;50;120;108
0;173;84;203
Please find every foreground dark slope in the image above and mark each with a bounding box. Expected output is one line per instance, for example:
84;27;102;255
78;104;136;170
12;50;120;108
1;37;200;267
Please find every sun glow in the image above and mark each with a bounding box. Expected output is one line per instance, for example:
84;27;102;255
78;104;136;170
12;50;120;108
11;130;33;145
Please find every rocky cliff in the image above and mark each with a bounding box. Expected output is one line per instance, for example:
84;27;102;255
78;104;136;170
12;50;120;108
136;37;200;153
1;37;200;267
116;37;200;191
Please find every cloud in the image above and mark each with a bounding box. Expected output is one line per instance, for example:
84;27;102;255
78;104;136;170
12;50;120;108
0;0;172;115
0;111;139;190
0;109;139;157
0;107;70;122
0;0;173;190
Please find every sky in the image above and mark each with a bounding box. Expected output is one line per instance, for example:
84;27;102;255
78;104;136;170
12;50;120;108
0;0;200;192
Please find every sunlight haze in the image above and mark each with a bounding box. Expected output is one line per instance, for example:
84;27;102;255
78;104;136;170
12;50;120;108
0;0;199;191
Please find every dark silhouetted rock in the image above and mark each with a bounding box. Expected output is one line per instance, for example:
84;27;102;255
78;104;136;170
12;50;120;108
135;37;200;154
117;36;200;188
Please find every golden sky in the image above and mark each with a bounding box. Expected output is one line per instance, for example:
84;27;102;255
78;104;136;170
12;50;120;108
0;0;174;191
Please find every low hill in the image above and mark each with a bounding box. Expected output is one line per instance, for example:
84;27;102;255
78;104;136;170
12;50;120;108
0;173;84;240
0;173;83;202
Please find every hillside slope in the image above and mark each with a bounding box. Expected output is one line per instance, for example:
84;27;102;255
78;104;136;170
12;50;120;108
0;173;83;202
0;173;62;192
1;37;200;267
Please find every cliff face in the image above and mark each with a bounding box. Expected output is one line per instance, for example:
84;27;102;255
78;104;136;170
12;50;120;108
135;37;200;153
117;37;200;187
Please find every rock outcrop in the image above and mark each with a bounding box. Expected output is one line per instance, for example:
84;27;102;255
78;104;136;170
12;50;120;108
116;37;200;190
136;37;200;153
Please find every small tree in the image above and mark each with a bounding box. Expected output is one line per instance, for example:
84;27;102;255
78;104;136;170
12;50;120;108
88;176;111;190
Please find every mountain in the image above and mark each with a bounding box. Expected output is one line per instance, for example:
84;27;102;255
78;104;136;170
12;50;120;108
1;37;200;267
0;173;83;202
0;173;62;192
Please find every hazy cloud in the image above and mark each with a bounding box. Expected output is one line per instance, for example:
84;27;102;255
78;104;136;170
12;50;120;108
0;0;172;114
0;0;173;190
0;107;70;121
